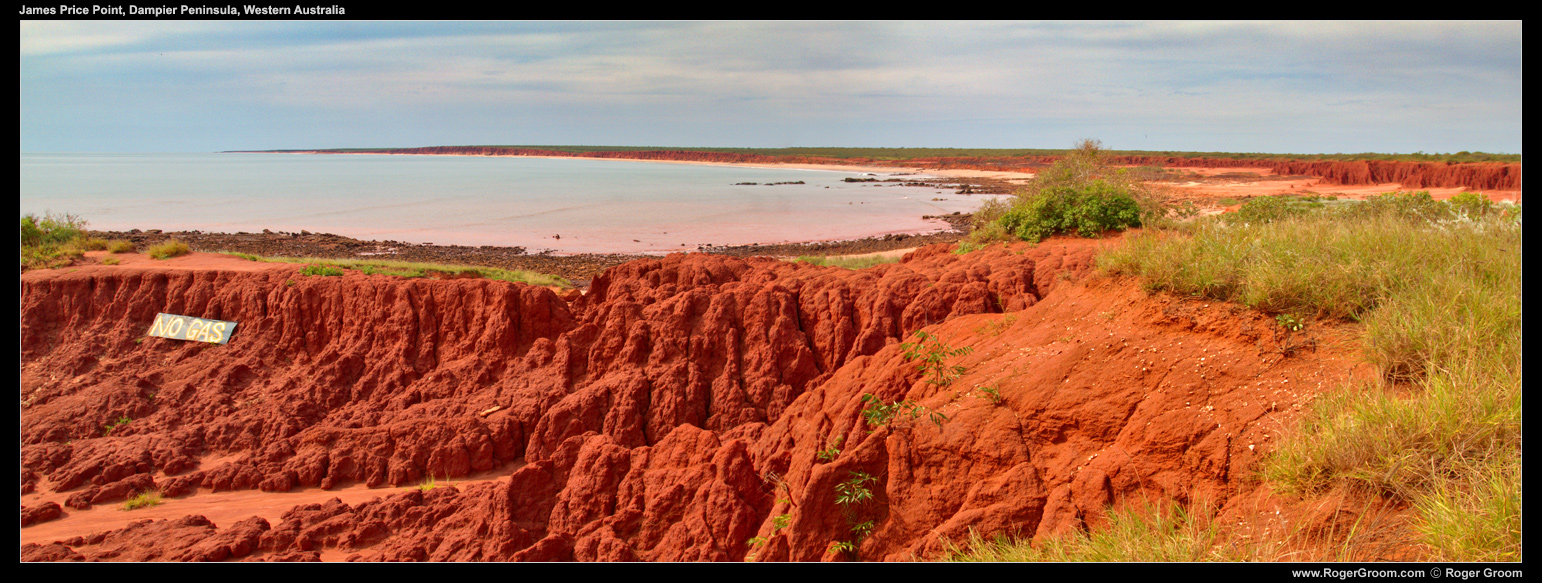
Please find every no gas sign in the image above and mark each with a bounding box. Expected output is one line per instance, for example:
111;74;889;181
146;313;238;344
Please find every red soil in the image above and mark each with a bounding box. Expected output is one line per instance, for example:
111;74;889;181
20;240;1375;561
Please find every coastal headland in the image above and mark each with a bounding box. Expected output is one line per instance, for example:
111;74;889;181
247;145;1523;195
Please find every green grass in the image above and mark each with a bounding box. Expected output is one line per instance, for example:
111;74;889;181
940;499;1233;562
107;239;136;253
231;254;574;289
939;495;1421;562
121;490;163;511
147;239;192;259
1093;192;1521;561
300;264;345;277
795;254;902;270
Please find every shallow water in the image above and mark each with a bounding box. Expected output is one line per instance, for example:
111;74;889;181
20;153;994;255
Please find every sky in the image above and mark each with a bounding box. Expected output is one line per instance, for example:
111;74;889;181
18;20;1524;155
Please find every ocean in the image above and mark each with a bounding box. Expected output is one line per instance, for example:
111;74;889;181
19;152;995;255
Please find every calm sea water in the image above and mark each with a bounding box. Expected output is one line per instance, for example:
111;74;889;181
20;152;994;255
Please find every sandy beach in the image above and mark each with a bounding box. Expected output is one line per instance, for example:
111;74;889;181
302;148;1040;182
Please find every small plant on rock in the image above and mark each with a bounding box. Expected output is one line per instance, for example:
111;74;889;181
831;471;880;560
975;385;1005;406
122;489;162;511
745;536;768;562
835;471;877;507
828;540;858;558
1272;313;1314;357
1276;313;1305;332
816;434;845;462
900;331;974;387
101;416;132;437
771;511;792;532
860;393;949;432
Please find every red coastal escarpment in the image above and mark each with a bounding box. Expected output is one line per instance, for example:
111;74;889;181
21;241;1365;561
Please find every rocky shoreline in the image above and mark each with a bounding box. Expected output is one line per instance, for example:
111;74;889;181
88;218;972;286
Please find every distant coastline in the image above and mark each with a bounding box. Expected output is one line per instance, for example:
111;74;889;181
235;146;1522;191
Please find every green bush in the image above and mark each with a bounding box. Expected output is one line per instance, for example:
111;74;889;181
1446;192;1495;217
20;212;86;247
1342;191;1448;222
967;139;1160;245
20;212;91;270
1231;196;1310;225
998;179;1143;243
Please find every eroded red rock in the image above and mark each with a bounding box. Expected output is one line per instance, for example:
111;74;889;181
20;240;1366;561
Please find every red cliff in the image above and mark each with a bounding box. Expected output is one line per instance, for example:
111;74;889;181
21;242;1367;561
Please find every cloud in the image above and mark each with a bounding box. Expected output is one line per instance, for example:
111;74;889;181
18;21;1523;153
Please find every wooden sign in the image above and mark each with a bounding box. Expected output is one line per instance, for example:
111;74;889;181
146;313;238;344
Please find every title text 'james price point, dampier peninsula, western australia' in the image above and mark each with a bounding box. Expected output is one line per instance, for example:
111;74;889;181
19;4;346;16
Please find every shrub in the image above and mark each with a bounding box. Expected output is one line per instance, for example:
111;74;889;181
1341;191;1447;222
1446;191;1494;217
107;240;136;253
20;212;90;270
998;179;1143;242
147;239;192;259
20;212;86;247
970;139;1159;244
1230;195;1309;225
